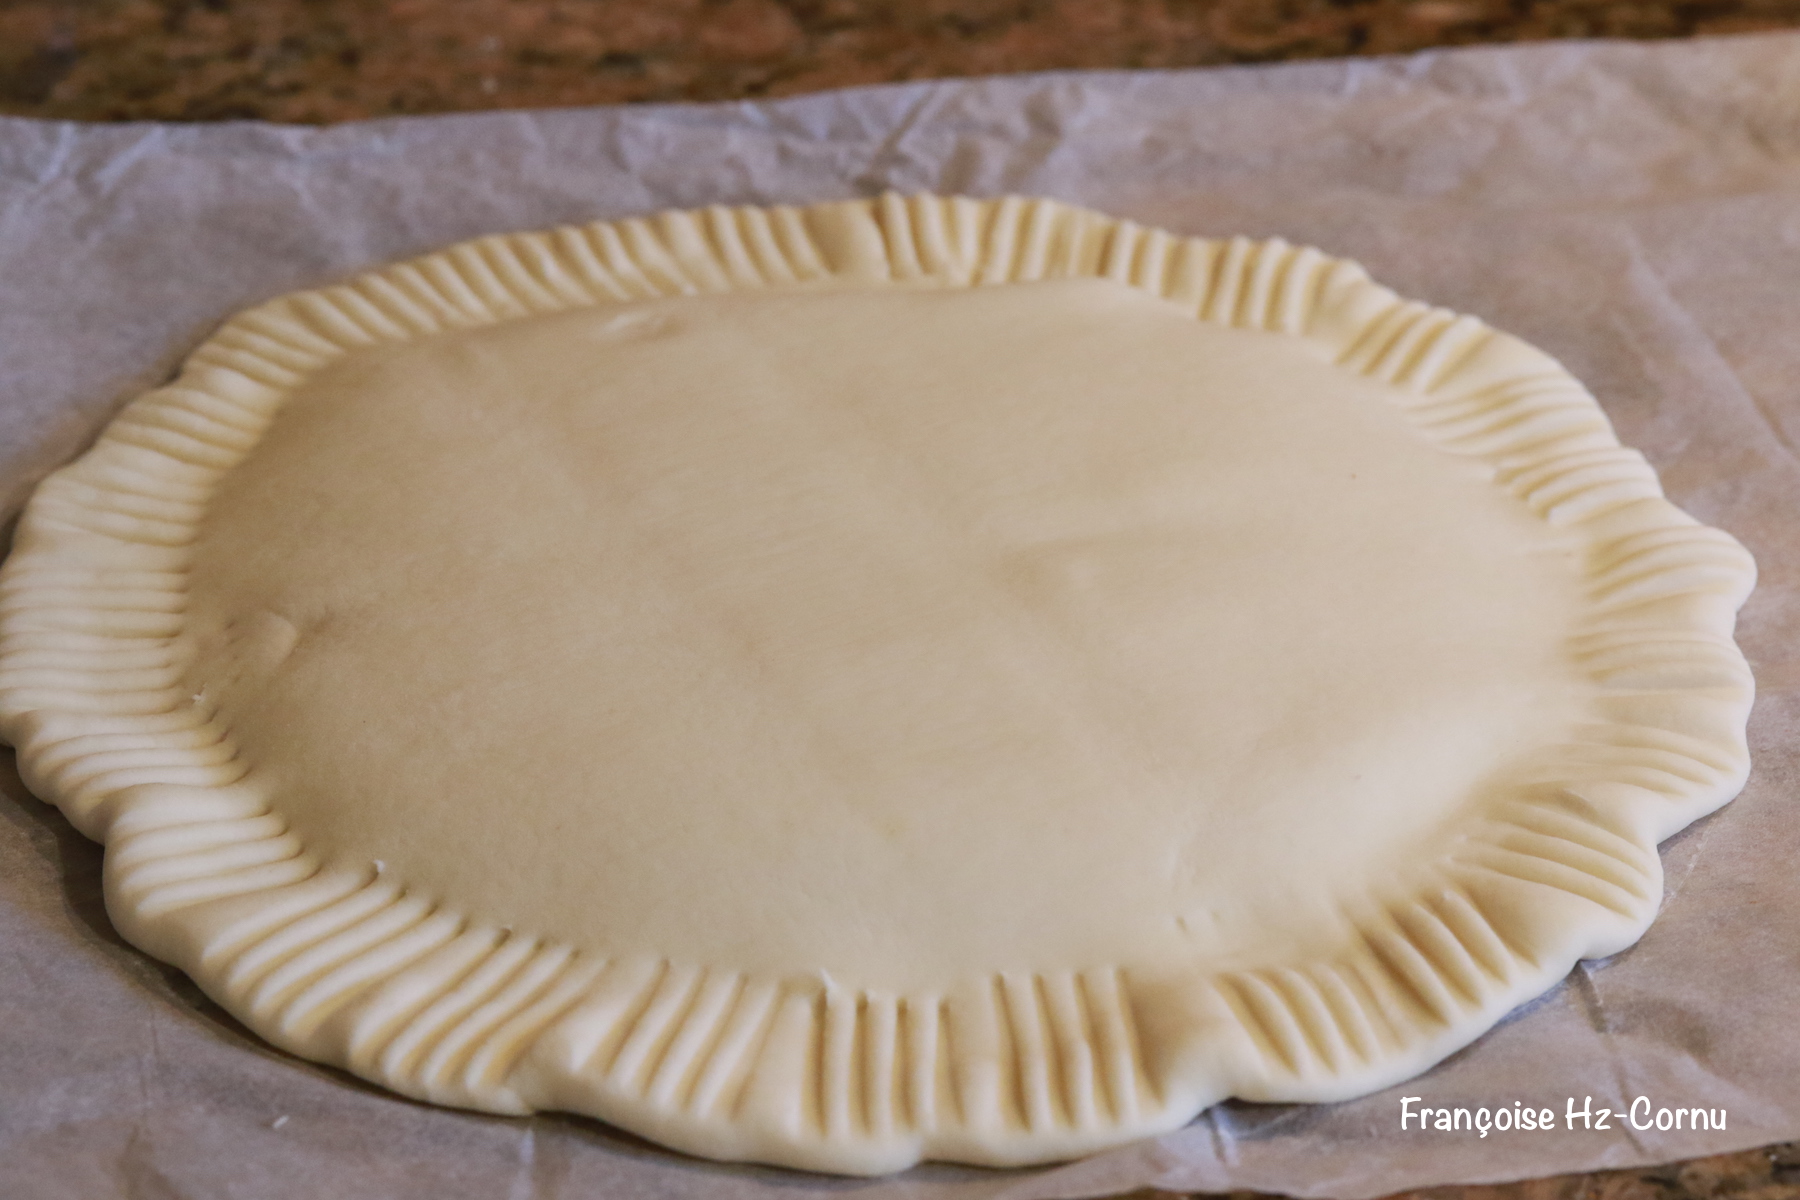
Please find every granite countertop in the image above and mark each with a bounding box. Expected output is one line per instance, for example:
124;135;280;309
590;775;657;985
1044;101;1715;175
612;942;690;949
5;0;1800;121
4;4;1800;1200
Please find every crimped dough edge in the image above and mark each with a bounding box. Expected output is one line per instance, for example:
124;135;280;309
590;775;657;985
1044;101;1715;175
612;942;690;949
0;194;1756;1175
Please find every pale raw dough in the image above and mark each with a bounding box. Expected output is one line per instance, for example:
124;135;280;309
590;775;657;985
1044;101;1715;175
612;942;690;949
190;280;1580;984
0;195;1756;1174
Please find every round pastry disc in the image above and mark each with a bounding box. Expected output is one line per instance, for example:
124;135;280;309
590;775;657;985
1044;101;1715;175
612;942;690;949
0;195;1755;1174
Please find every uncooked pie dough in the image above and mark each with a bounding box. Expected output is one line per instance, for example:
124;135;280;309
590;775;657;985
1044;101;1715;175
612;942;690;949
0;195;1756;1174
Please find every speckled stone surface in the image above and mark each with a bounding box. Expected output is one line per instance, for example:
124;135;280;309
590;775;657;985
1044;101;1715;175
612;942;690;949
1382;1141;1800;1200
4;0;1800;122
3;4;1799;1199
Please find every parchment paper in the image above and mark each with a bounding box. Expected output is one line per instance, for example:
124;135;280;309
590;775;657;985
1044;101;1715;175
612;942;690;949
4;32;1800;1200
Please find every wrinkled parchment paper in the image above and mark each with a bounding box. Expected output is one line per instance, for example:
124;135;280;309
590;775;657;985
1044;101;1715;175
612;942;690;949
5;32;1800;1200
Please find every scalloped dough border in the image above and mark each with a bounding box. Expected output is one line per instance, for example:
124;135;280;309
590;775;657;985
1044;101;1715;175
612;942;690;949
0;195;1756;1175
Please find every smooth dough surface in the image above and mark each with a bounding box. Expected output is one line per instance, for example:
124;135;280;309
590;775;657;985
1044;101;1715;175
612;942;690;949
187;279;1581;986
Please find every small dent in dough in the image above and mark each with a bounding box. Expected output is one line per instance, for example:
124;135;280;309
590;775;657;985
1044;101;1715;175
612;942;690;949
242;611;301;672
592;310;678;342
1174;909;1224;941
